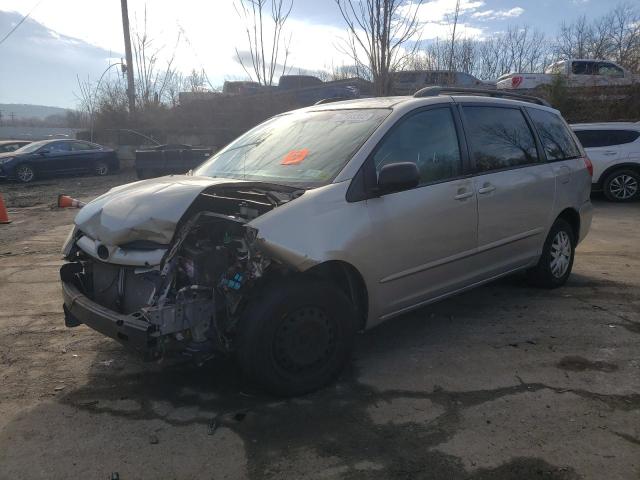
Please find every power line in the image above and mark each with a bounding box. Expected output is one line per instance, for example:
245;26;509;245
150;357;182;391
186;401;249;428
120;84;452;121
0;0;45;47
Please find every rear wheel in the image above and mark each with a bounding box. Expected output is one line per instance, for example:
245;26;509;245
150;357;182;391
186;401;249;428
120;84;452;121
237;277;356;397
603;169;640;202
527;218;575;289
15;163;35;183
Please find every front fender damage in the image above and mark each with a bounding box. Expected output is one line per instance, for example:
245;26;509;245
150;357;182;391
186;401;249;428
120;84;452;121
63;183;309;362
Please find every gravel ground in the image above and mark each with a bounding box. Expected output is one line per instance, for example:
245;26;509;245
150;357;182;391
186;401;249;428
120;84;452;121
0;174;638;480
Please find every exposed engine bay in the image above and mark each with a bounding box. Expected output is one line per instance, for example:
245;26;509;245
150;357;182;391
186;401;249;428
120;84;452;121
62;183;303;361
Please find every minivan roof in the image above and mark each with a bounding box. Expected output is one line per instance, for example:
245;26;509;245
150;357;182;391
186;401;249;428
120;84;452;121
307;93;558;115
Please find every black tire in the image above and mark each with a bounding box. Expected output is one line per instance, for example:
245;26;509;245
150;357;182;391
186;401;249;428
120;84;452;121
237;276;356;397
527;218;575;289
94;161;110;176
603;169;640;202
14;163;35;183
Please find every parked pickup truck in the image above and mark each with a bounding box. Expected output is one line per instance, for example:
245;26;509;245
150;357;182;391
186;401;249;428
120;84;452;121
135;144;214;179
497;59;638;90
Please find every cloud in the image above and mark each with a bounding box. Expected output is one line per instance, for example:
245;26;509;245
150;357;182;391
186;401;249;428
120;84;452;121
399;0;486;41
411;0;486;23
472;7;525;20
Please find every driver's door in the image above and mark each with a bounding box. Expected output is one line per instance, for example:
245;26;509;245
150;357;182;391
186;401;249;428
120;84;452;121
364;106;478;320
36;141;74;174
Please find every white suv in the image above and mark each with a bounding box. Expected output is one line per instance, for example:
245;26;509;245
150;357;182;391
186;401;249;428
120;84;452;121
572;122;640;202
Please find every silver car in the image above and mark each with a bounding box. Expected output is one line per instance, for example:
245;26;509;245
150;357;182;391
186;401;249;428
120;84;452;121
60;89;593;396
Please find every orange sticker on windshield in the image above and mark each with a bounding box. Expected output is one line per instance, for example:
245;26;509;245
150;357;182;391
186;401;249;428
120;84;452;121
281;148;309;165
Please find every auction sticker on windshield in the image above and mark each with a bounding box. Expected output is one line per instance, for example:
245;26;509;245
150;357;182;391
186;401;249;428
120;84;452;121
281;148;309;165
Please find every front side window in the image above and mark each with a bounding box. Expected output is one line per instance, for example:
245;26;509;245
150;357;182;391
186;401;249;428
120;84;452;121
47;142;71;153
572;61;595;75
462;106;538;172
527;108;581;161
194;109;390;188
373;108;462;185
574;130;610;148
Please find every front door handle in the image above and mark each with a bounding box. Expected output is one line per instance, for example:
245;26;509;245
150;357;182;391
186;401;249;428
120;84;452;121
478;184;496;194
454;190;474;200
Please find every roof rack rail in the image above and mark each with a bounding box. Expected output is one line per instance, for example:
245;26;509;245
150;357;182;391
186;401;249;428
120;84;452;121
413;86;551;107
314;97;350;105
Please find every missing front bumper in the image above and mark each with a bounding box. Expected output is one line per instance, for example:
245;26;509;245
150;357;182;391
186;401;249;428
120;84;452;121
60;263;157;355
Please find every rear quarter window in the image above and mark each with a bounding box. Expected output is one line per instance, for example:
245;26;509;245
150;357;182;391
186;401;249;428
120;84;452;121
527;108;581;161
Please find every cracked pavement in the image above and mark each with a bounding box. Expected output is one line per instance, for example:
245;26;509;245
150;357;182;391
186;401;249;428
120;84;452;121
0;177;639;480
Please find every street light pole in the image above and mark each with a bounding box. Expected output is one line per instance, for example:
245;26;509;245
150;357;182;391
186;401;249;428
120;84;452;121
90;62;124;142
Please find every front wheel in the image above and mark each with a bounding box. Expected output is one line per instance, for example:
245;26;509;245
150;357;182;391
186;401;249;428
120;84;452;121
15;163;35;183
237;277;356;397
94;161;110;176
603;169;640;202
527;218;575;289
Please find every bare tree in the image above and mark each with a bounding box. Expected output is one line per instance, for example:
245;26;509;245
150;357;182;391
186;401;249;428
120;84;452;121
234;0;293;86
609;3;640;71
132;8;182;109
335;0;423;95
552;4;640;72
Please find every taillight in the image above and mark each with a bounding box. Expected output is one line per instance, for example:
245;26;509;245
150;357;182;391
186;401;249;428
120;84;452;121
583;156;593;176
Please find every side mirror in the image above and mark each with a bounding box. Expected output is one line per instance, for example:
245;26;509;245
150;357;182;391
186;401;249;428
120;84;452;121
377;162;420;195
38;149;50;155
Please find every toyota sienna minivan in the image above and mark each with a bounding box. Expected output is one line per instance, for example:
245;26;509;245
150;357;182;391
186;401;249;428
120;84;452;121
60;88;593;396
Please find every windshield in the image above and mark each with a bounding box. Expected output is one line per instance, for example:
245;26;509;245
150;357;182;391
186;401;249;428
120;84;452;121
15;140;50;153
194;108;390;187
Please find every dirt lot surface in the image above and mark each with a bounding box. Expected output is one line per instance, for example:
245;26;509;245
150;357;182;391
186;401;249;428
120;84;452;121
0;174;639;480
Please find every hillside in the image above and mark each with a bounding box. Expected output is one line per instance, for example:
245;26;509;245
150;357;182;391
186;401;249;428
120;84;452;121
0;103;71;120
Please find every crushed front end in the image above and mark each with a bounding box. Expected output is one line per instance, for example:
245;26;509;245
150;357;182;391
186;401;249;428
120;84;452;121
60;183;301;361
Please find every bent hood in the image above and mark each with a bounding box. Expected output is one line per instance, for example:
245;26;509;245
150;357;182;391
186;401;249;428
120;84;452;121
74;175;246;245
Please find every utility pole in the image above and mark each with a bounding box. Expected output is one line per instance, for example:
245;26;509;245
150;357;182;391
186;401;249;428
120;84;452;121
447;0;461;85
120;0;135;117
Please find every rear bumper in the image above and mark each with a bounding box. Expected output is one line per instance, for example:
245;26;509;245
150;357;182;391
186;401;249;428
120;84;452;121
60;263;155;355
578;200;593;244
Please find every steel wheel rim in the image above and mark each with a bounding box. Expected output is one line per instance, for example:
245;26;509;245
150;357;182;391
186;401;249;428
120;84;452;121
550;231;571;278
609;174;638;200
273;305;336;374
95;163;108;175
16;165;34;182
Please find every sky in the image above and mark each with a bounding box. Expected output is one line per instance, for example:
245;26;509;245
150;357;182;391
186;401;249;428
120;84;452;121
0;0;621;108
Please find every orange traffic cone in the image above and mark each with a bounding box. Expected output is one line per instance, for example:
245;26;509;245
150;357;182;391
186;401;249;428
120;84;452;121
0;194;10;224
58;194;86;208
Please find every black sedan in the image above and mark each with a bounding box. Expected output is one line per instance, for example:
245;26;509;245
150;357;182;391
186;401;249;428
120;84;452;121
0;139;119;183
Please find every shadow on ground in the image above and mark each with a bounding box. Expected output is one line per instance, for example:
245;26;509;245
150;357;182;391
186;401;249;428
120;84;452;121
3;272;639;479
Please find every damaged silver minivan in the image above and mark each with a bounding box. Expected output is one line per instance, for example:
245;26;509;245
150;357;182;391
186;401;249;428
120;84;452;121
61;89;593;396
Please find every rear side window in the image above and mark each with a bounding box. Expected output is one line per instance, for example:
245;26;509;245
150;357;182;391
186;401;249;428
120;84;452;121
527;108;581;161
462;106;538;172
71;141;96;151
574;129;640;148
373;107;462;185
597;63;624;77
